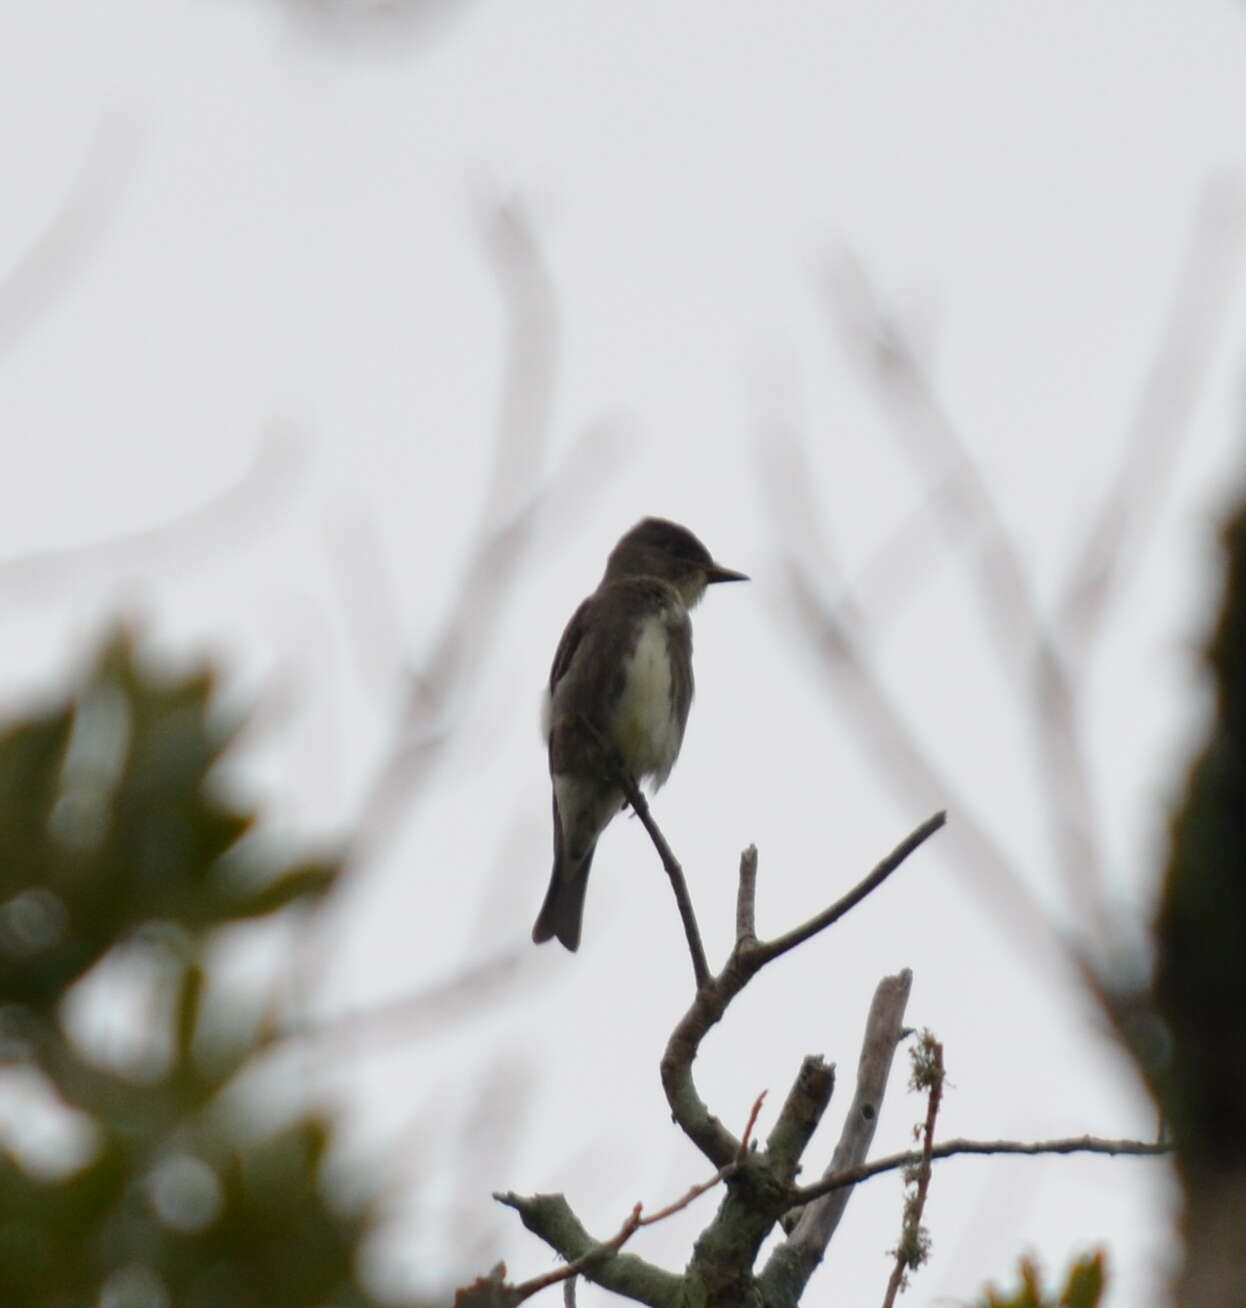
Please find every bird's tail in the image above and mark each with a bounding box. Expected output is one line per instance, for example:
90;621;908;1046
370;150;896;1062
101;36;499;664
531;851;593;952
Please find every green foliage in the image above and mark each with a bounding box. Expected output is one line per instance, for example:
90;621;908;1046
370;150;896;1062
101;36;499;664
1155;500;1246;1181
976;1252;1106;1308
0;632;385;1308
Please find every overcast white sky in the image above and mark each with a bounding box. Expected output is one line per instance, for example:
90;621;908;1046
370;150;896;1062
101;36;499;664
4;1;1246;1304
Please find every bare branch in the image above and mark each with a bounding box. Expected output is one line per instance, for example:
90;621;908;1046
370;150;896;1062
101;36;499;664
478;199;558;523
490;1098;767;1307
0;426;308;605
761;970;913;1303
348;205;620;852
815;224;1246;958
778;514;1057;965
489;1193;676;1307
351;424;617;849
662;819;941;1170
503;824;942;1295
275;0;479;58
1059;177;1246;655
735;844;758;944
822;256;1041;668
322;501;411;704
823;265;1113;932
758;814;944;965
506;1201;646;1305
1031;634;1105;938
752;411;971;632
579;715;710;992
765;1057;836;1185
0;107;145;366
622;778;710;991
881;1033;944;1308
350;199;556;833
660;975;747;1169
791;1133;1173;1205
273;949;527;1048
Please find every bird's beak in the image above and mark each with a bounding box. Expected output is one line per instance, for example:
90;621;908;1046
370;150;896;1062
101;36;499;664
705;562;749;584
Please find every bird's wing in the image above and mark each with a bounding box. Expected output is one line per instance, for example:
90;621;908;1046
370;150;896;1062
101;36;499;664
548;595;595;694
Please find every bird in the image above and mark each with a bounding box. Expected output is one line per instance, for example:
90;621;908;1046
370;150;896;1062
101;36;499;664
531;517;747;951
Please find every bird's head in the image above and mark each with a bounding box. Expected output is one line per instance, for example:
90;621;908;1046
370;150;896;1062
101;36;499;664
602;517;748;607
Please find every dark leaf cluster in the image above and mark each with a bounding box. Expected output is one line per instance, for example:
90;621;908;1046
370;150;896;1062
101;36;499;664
976;1252;1106;1308
0;631;384;1308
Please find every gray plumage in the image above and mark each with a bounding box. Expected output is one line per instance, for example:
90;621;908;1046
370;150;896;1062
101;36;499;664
532;518;746;951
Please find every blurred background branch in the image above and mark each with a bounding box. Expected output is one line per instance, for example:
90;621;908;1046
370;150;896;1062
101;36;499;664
0;107;145;368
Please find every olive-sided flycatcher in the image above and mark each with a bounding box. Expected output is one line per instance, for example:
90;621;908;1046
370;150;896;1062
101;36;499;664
532;517;747;951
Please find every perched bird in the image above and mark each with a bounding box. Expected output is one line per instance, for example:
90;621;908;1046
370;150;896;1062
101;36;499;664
532;517;747;951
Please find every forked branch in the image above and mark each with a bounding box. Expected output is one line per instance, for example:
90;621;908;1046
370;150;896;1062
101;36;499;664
485;810;1170;1306
661;814;944;1169
480;1095;769;1307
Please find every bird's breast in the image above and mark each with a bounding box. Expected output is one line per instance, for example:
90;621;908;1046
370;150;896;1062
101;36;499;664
609;612;686;786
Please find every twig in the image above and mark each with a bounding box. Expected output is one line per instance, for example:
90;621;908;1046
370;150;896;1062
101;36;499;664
580;715;711;991
500;1202;646;1304
736;844;758;943
791;1133;1173;1205
739;1089;768;1155
623;780;710;991
271;949;527;1048
881;1034;943;1308
758;814;944;964
640;1161;737;1228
